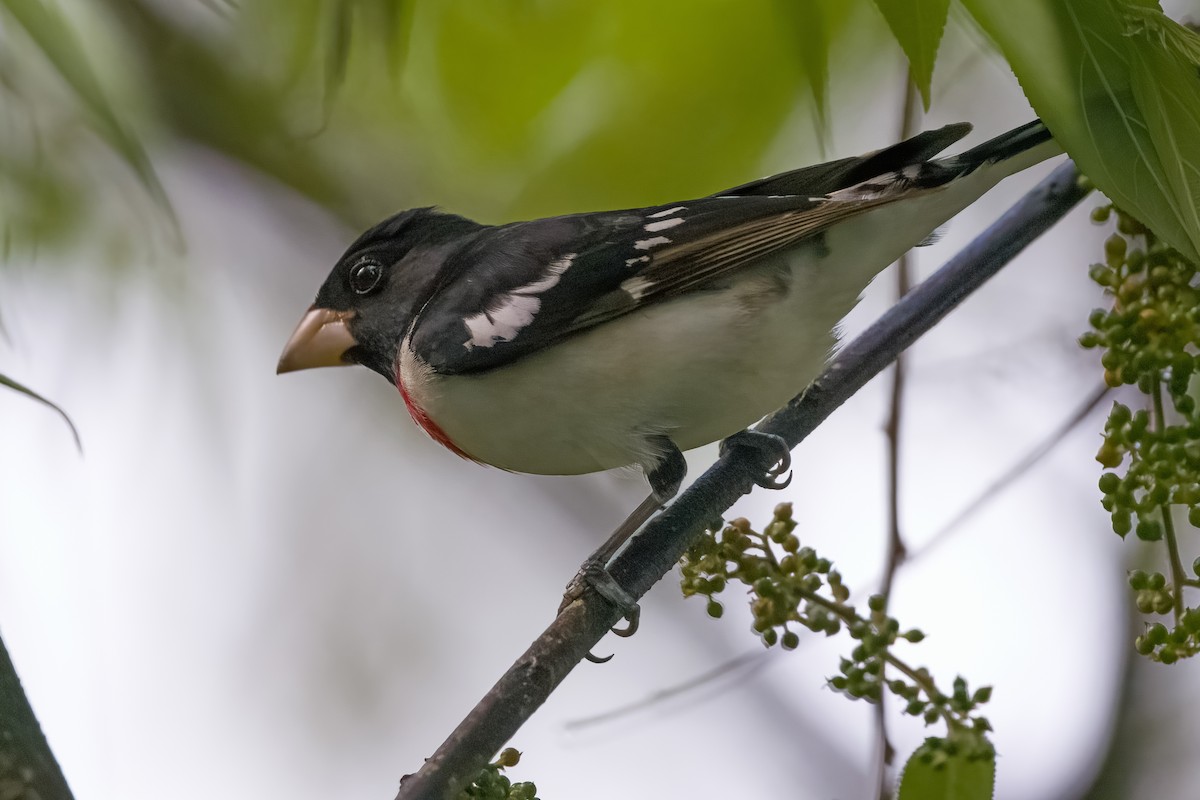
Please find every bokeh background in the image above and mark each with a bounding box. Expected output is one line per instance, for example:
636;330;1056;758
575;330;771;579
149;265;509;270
1;1;1194;798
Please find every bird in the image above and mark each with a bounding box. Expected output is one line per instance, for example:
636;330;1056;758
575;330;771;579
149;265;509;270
278;119;1060;633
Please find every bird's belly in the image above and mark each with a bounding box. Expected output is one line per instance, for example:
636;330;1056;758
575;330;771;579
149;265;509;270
404;249;859;476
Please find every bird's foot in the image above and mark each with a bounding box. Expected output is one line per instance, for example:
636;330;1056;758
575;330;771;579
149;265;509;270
559;559;641;664
721;430;793;490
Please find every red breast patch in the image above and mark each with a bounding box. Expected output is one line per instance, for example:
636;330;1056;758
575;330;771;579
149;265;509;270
396;375;477;462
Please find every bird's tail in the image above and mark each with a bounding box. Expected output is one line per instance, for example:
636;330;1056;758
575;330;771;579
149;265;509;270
945;119;1063;179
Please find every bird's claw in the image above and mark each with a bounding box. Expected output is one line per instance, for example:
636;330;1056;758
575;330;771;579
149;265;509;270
560;559;641;663
721;430;793;490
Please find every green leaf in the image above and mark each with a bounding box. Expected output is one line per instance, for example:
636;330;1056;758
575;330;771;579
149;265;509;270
897;742;995;800
0;373;81;451
961;0;1200;263
1127;12;1200;257
1;0;177;236
775;0;831;131
872;0;951;110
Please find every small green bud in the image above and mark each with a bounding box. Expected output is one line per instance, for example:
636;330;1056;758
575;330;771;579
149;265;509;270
1136;590;1155;614
1128;248;1146;271
781;630;800;650
1089;263;1116;286
1117;212;1142;236
706;599;724;619
1096;442;1124;469
1105;233;1128;266
496;748;521;768
1136;519;1163;541
1153;594;1175;615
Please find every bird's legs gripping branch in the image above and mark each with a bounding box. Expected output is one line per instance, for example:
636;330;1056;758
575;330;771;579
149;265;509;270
559;431;792;663
719;429;793;490
559;439;686;661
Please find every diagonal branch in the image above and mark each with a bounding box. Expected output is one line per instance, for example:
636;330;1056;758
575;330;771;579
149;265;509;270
394;160;1089;800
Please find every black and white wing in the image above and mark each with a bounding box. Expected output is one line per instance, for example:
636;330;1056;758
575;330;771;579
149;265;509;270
408;194;837;374
410;121;1051;375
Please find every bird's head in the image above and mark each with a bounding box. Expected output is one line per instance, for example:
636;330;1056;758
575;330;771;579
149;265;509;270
277;207;482;382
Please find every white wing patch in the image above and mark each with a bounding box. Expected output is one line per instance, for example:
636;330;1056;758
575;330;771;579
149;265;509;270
634;236;672;250
625;255;650;267
648;205;686;218
644;217;684;233
463;254;576;349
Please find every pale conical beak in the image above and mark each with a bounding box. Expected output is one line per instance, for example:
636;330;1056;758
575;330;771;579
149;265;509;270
277;307;358;374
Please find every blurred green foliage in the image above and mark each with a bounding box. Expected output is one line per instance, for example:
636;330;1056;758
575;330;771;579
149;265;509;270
0;0;876;258
5;0;1200;263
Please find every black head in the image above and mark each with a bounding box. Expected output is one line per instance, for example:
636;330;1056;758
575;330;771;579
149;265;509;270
277;207;484;382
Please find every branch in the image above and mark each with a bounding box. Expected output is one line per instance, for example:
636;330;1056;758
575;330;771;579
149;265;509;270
0;632;76;800
875;70;922;798
394;160;1089;800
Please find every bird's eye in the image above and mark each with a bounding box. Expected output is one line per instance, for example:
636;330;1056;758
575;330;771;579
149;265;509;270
348;259;384;295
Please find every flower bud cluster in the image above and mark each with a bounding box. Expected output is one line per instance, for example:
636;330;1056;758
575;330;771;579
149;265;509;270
461;749;538;800
1081;203;1200;662
680;504;992;749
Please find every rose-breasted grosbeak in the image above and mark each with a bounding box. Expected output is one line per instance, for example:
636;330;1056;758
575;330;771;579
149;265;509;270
278;120;1059;625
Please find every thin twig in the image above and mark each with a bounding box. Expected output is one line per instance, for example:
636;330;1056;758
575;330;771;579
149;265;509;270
563;651;770;732
875;72;921;800
902;382;1110;566
394;160;1088;800
1152;382;1189;622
